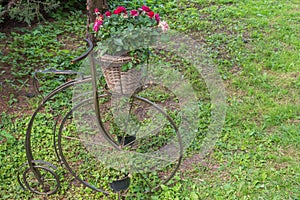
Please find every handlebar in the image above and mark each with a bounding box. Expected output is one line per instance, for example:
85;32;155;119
71;38;94;64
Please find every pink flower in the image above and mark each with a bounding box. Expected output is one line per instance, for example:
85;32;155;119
93;15;103;32
93;24;99;32
158;21;169;32
154;13;160;23
105;11;111;17
94;8;99;13
113;6;126;14
147;11;155;18
130;10;139;17
140;5;151;12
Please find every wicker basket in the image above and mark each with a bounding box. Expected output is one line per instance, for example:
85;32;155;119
97;54;142;95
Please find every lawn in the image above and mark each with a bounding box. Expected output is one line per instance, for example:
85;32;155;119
0;0;299;199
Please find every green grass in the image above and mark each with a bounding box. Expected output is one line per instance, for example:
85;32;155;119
1;0;299;199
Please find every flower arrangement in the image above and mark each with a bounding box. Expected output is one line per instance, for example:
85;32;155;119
93;5;169;68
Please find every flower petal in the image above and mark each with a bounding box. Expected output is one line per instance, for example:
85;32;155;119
141;5;151;12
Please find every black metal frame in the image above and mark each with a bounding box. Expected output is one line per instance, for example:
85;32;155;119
18;39;183;196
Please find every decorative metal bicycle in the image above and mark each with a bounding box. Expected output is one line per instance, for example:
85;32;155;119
17;38;191;197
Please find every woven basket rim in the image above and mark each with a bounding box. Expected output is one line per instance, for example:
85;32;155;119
94;51;132;64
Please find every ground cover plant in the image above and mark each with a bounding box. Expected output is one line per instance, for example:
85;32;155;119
0;0;299;199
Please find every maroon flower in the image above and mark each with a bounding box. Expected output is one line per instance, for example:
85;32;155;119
147;11;155;18
113;6;126;14
141;5;151;12
155;13;160;23
105;11;111;17
130;10;139;17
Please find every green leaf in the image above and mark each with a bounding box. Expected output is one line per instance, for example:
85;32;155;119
114;38;123;46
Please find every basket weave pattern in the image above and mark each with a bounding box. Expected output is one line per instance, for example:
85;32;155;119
99;54;142;94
